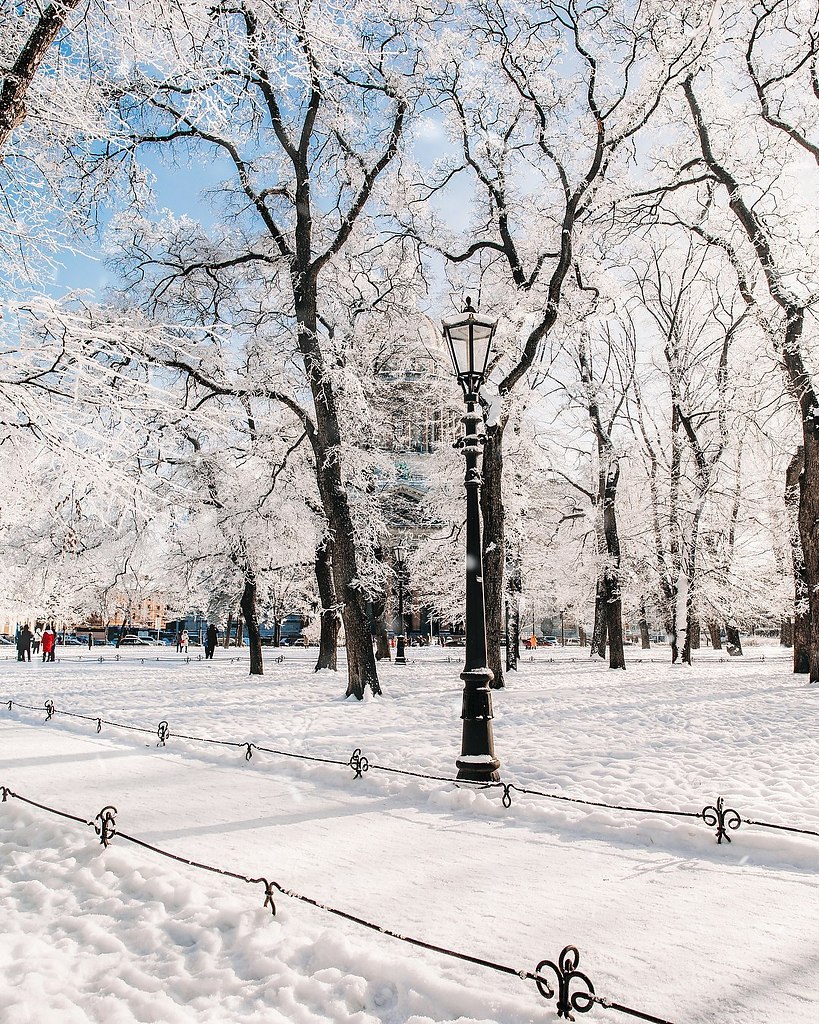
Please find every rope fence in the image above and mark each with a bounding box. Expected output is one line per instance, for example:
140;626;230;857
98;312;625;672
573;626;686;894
5;698;819;849
0;783;676;1024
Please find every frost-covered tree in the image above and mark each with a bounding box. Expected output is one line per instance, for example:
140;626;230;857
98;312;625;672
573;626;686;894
628;0;819;677
59;0;434;698
406;0;717;687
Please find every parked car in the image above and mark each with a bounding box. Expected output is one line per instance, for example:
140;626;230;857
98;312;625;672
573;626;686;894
59;636;87;646
539;636;558;646
111;636;153;646
444;637;466;647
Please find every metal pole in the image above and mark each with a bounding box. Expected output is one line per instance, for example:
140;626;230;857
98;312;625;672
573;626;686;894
456;395;500;782
395;556;407;665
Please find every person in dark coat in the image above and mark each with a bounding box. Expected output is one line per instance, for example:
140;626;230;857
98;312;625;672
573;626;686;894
205;623;218;659
17;624;32;662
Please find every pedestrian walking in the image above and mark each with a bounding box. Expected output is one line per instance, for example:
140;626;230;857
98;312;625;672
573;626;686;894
88;633;93;649
180;629;189;653
205;623;218;659
16;624;32;662
41;624;55;663
32;625;42;655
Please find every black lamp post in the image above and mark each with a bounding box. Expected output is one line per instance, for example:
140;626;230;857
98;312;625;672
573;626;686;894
442;297;501;783
393;545;407;665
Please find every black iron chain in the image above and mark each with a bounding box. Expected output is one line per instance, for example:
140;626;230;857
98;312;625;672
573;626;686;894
5;699;819;846
0;784;677;1024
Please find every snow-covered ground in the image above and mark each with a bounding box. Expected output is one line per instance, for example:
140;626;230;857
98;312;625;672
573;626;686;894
1;645;817;1023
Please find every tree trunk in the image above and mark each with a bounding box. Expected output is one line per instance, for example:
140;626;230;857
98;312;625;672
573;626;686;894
115;619;130;648
296;289;380;699
682;604;696;664
667;610;678;663
689;616;700;649
236;614;243;646
0;0;84;155
605;583;625;669
373;595;391;661
794;609;811;673
798;430;819;681
786;448;811;674
724;621;743;656
372;548;391;662
505;549;521;672
591;582;607;658
240;577;263;675
480;422;506;689
223;611;233;649
780;617;793;647
600;461;625;670
506;600;520;672
708;622;722;649
638;606;651;649
314;538;338;672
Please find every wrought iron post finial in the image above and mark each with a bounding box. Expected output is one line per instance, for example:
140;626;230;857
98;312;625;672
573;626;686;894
701;796;741;844
349;748;369;779
535;945;595;1020
94;805;118;847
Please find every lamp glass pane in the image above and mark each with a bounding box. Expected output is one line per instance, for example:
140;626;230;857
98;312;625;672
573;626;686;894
471;328;493;378
443;321;471;376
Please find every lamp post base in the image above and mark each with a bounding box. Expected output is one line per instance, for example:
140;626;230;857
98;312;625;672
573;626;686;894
457;666;500;781
456;754;501;782
395;635;407;665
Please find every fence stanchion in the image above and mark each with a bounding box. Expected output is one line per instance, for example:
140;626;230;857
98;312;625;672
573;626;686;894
157;721;170;747
535;945;595;1019
700;797;741;844
94;805;117;847
349;748;369;779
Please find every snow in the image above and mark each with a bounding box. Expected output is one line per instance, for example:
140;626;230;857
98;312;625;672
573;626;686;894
1;645;818;1023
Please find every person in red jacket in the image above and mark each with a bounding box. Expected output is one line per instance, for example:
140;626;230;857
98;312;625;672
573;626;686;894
41;624;56;663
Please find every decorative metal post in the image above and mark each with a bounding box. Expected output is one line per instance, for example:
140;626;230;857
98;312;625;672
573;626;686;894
443;298;501;783
394;546;407;665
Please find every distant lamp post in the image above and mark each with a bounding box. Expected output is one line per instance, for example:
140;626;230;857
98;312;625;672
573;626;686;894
393;545;407;666
442;297;500;782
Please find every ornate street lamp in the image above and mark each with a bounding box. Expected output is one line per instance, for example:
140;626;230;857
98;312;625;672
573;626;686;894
442;297;500;782
393;545;407;666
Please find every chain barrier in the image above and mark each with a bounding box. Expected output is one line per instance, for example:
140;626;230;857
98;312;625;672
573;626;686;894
5;698;819;848
0;784;676;1024
0;650;787;668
